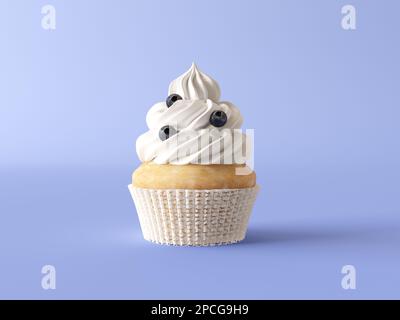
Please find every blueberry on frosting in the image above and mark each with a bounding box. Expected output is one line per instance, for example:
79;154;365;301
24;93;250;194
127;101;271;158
209;110;227;127
166;94;182;108
159;125;176;141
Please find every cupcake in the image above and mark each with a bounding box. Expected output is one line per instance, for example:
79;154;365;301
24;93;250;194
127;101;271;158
128;63;258;246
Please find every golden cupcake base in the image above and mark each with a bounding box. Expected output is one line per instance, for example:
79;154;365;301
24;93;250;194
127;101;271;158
132;162;256;189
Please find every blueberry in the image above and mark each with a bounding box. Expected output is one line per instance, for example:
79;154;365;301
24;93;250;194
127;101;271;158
159;125;177;141
209;110;227;127
166;94;182;107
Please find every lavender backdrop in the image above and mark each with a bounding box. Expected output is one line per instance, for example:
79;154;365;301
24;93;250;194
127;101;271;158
1;0;399;299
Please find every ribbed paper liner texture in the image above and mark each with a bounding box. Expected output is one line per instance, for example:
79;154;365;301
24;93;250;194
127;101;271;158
128;185;258;246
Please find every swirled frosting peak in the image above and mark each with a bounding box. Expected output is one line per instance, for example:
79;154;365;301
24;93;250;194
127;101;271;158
168;63;221;102
136;64;250;165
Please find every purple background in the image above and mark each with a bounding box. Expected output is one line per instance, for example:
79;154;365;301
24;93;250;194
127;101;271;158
1;0;399;299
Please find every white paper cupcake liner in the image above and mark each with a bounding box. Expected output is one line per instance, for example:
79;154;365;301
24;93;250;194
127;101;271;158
128;185;259;246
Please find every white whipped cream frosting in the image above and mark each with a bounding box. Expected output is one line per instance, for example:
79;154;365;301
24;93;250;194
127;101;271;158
168;63;221;101
136;63;250;165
